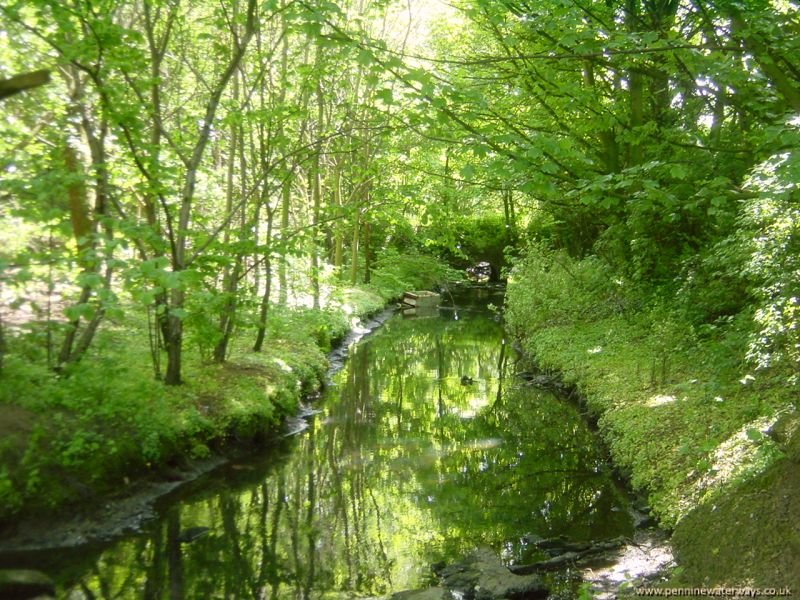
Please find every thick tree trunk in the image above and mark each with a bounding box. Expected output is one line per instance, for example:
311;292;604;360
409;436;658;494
58;104;115;368
582;61;619;173
626;0;645;166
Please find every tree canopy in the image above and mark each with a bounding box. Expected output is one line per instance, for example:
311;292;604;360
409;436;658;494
1;0;799;382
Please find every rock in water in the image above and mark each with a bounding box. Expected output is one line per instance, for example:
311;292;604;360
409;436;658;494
440;547;548;600
0;569;55;599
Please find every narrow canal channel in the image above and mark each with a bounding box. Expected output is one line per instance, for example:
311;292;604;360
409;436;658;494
39;288;637;598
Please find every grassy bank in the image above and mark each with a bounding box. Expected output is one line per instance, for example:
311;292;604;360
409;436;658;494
0;252;453;528
504;247;799;589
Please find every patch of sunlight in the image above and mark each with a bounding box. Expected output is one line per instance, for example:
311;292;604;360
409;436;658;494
350;316;370;334
693;411;784;499
463;438;503;451
646;394;678;407
583;531;674;598
452;390;493;419
697;112;715;129
456;407;476;419
272;357;293;373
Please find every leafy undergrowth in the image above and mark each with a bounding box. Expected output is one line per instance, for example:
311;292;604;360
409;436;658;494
0;252;451;525
505;245;797;587
0;311;327;525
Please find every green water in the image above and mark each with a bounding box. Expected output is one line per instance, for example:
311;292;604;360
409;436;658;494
49;289;632;598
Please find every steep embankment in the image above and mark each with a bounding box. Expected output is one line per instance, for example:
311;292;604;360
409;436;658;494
504;251;800;590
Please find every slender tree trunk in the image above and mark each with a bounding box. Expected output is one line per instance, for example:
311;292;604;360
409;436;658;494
309;75;325;309
363;219;371;284
309;161;322;309
164;0;258;385
253;206;275;352
278;178;291;304
213;91;241;360
0;311;6;375
333;160;344;274
350;212;360;286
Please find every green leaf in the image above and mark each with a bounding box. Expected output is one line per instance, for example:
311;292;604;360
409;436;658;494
745;428;764;442
356;49;373;66
375;88;393;104
670;164;688;179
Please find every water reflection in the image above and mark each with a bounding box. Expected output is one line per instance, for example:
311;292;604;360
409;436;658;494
54;292;632;598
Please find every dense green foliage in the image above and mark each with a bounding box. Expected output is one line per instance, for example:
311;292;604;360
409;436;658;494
0;254;448;522
1;0;799;587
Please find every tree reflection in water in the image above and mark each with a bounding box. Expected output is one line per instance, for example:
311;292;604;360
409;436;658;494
58;297;632;599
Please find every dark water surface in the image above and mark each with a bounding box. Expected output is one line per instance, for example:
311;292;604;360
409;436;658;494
40;288;633;598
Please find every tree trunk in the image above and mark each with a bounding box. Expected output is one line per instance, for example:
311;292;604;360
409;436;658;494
0;312;6;375
278;178;291;304
582;60;619;173
363;219;371;284
333;160;344;274
163;0;258;384
626;0;645;166
253;204;275;352
309;161;322;309
350;212;360;286
164;304;184;386
213;51;241;364
58;102;115;368
727;11;800;113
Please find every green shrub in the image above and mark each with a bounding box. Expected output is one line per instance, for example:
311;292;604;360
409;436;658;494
505;243;624;336
368;249;457;300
